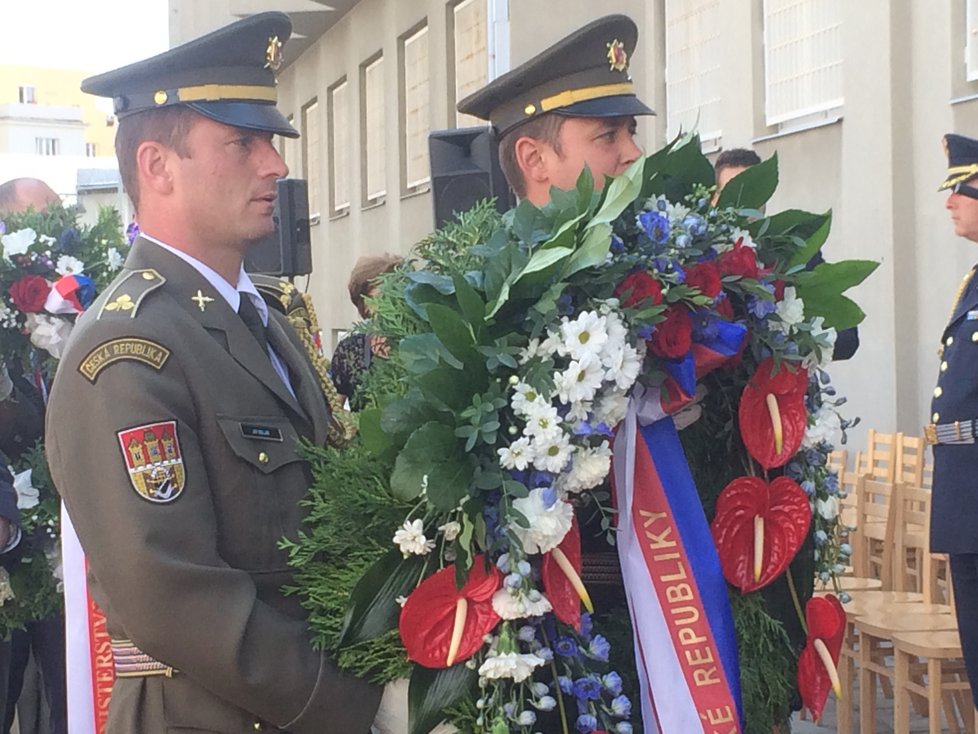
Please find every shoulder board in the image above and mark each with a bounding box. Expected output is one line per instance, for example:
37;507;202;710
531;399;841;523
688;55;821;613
251;273;299;315
98;269;166;320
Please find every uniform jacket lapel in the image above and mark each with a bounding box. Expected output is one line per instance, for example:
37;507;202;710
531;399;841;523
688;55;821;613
124;238;308;424
946;268;978;335
266;315;330;446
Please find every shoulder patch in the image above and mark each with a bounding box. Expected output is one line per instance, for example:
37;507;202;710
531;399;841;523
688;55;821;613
117;421;186;503
78;338;171;383
98;269;166;320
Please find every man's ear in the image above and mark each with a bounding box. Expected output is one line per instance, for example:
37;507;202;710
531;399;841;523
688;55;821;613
135;140;176;197
513;135;549;186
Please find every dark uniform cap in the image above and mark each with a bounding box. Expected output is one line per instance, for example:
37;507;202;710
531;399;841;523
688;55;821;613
457;14;654;139
940;133;978;190
81;12;298;138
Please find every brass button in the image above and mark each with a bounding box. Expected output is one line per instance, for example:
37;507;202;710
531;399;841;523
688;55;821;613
253;722;264;731
946;336;955;346
524;103;536;115
941;361;949;372
142;272;155;280
258;452;269;465
933;412;941;422
934;387;943;398
972;332;978;342
154;90;168;105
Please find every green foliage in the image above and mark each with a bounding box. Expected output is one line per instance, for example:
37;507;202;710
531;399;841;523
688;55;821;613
716;153;780;211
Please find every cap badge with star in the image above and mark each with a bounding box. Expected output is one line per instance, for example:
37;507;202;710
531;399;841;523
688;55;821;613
607;39;628;72
940;133;978;190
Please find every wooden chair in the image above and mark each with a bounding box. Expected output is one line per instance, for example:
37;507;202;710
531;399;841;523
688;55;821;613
893;629;974;734
897;434;926;486
853;475;898;585
864;428;900;481
892;483;933;593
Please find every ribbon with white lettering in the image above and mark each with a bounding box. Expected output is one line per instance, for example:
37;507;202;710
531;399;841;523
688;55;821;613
613;407;743;733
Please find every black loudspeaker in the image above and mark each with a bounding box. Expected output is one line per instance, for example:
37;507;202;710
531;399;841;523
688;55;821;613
244;178;312;277
429;127;514;229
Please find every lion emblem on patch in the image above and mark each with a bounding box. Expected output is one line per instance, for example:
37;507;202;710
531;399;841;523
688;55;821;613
117;421;186;503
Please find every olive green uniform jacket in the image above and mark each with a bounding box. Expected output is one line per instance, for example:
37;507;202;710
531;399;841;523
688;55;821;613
46;238;380;733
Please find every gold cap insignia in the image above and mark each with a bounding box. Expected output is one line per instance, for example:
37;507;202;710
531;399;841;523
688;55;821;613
265;35;283;71
607;39;628;72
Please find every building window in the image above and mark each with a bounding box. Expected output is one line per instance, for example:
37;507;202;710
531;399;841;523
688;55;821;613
328;79;351;215
451;0;489;126
665;0;722;145
361;54;386;205
402;24;431;191
85;142;97;157
968;0;978;81
763;0;843;126
302;100;322;219
19;85;35;104
35;137;59;156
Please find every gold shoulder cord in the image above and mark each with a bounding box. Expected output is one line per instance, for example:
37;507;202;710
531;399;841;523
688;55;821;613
287;291;357;448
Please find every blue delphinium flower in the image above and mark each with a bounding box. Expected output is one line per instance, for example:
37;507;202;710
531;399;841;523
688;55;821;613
785;462;803;480
637;324;655;340
747;296;777;319
126;220;141;245
638;210;670;245
517;625;537;643
555;637;579;658
580;613;593;640
691;309;719;342
616;723;634;734
558;292;575;316
823;472;840;495
504;573;522;590
516;711;536;726
534;696;557;712
529;470;554;488
57;227;82;254
683;214;707;238
541;486;558;509
602;671;623;696
610;234;626;254
587;635;610;662
800;480;816;496
814;529;828;546
610;695;632;718
576;714;598;733
573;676;602;701
558;676;574;695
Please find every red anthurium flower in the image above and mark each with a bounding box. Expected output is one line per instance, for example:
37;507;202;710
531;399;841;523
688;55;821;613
542;518;593;631
738;357;808;469
797;595;846;721
399;556;502;668
710;476;812;593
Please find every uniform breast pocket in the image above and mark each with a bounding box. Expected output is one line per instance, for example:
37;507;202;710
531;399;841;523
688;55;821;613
213;414;310;570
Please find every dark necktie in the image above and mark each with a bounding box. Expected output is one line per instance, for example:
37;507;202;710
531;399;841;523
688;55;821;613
238;295;269;355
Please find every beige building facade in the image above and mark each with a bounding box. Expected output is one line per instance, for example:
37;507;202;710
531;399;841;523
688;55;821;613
168;0;978;452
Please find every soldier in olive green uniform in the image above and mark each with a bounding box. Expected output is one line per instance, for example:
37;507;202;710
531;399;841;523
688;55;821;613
45;13;380;734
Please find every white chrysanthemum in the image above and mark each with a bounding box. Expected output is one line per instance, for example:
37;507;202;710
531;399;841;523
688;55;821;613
560;311;609;361
478;652;546;683
530;432;574;474
772;287;806;334
803;405;843;449
12;469;38;510
539;331;562;357
555;353;604;405
603;342;643;391
439;521;462;541
511;382;548;416
522;400;563;439
25;314;72;359
107;247;124;272
498;437;533;471
509;489;574;553
816;496;840;522
55;255;85;276
1;228;36;259
602;310;629;351
560;441;612;494
491;588;553;619
392;519;435;557
593;388;629;428
565;400;592;424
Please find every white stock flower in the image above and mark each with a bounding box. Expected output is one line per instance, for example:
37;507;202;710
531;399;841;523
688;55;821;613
478;651;546;683
438;521;462;541
715;227;754;254
107;247;125;271
25;314;72;359
522;401;562;440
509;489;573;553
498;437;533;471
772;287;806;334
530;432;573;473
803;405;843;449
816;496;840;522
12;469;38;510
491;587;553;619
560;441;612;494
392;519;435;557
560;311;608;361
593;388;629;428
555;354;604;405
1;228;36;259
802;317;838;370
55;255;85;276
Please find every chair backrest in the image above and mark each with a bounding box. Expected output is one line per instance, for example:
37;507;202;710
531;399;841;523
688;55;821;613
896;434;926;486
864;428;900;481
854;474;898;585
891;482;932;595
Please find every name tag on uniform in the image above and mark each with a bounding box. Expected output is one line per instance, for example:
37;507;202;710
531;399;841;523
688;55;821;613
239;423;283;441
968;310;978;320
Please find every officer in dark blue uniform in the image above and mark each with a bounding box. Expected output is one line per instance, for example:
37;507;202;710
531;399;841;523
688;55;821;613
928;132;978;709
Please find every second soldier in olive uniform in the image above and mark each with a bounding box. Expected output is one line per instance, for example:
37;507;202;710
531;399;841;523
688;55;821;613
44;13;380;734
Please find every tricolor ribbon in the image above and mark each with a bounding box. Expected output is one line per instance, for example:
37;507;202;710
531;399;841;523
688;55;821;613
613;409;743;733
642;321;747;423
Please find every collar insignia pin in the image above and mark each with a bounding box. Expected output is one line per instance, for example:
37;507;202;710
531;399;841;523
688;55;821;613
607;39;628;72
191;290;214;312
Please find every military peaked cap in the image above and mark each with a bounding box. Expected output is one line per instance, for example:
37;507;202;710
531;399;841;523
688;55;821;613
81;12;298;138
457;14;654;138
941;133;978;190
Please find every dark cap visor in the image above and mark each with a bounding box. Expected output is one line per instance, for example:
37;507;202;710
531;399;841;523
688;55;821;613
552;94;655;121
187;101;299;138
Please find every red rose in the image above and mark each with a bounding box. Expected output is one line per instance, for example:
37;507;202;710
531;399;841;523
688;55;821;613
9;275;51;313
718;239;760;280
648;306;692;359
685;261;723;298
715;296;735;320
616;270;663;308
